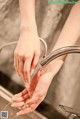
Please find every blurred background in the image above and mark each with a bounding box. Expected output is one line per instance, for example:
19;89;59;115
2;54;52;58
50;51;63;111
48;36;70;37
0;0;80;119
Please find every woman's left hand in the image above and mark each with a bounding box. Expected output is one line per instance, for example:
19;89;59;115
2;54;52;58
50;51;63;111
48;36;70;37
12;60;63;115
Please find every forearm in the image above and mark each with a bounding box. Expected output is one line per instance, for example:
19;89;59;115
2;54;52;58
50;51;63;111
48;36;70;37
52;4;80;61
19;0;37;31
43;4;80;79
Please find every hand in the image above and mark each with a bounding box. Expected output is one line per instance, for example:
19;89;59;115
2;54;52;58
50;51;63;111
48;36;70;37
11;72;39;110
12;60;63;115
14;29;40;84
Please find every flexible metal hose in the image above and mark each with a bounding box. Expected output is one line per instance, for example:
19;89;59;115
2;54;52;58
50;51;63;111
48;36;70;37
41;46;80;67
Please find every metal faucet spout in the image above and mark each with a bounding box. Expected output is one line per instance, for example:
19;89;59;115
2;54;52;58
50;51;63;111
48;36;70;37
41;46;80;67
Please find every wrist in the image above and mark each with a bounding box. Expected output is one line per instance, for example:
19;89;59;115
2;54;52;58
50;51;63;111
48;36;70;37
20;23;38;34
46;59;64;75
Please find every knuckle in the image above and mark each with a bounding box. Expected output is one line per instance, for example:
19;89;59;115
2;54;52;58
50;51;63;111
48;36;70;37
25;55;31;60
14;52;25;60
19;55;24;58
19;54;25;60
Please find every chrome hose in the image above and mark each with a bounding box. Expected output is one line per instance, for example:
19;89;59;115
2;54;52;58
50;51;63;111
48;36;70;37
41;46;80;67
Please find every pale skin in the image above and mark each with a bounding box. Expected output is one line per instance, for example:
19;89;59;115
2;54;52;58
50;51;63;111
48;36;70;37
12;1;80;115
14;0;40;84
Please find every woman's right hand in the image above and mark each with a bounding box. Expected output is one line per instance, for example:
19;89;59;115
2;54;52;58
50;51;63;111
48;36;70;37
14;28;40;84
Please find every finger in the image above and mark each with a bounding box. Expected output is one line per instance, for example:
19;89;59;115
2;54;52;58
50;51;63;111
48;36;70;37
12;92;23;102
15;88;28;96
12;94;29;103
12;93;29;103
24;58;32;83
17;102;40;115
12;96;24;102
31;53;39;73
14;54;19;74
11;102;24;108
15;88;28;97
22;97;42;114
22;93;29;100
16;107;31;115
13;92;22;97
12;89;29;102
18;57;24;80
22;88;29;95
